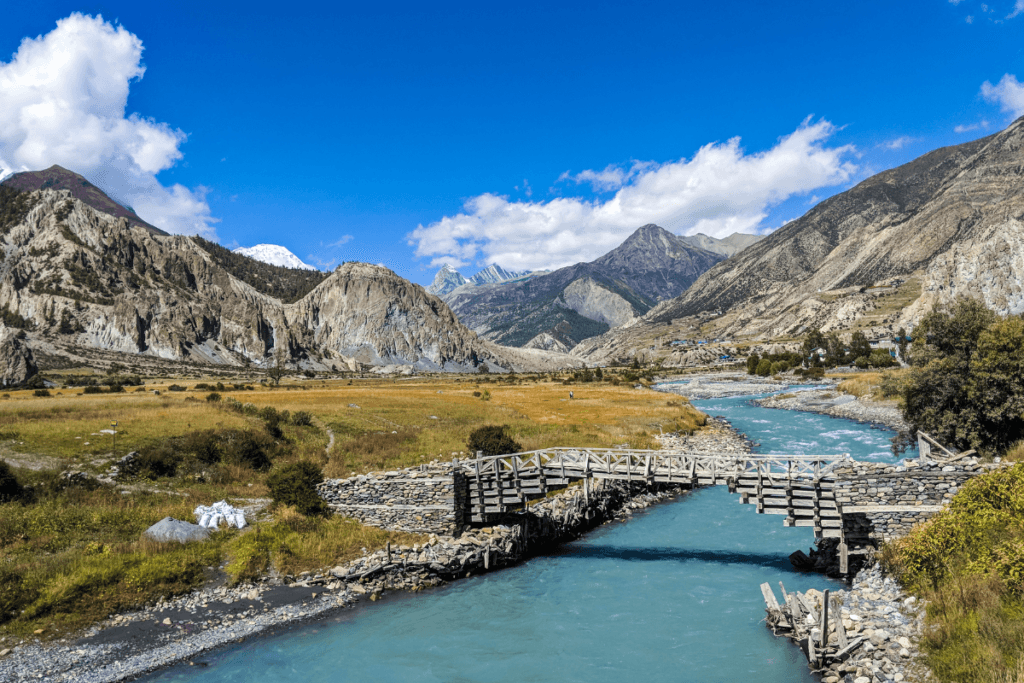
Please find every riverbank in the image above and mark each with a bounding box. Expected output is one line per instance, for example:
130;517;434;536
0;419;749;683
766;564;930;683
754;388;909;432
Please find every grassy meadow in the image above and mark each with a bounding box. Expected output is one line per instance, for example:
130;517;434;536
0;370;705;643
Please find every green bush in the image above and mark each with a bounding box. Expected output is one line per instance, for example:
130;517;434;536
167;384;187;392
466;425;522;456
33;389;50;397
291;411;313;426
206;392;222;403
755;358;772;376
82;385;103;394
746;353;760;374
0;460;22;503
132;446;182;479
226;430;274;471
267;461;327;516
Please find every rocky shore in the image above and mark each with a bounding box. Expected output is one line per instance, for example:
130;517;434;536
769;564;930;683
754;388;909;432
0;423;747;683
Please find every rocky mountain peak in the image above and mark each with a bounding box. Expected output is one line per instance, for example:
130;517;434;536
233;244;316;271
0;164;166;235
426;263;469;296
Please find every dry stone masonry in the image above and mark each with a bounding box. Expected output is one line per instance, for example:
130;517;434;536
834;458;1000;558
316;466;468;535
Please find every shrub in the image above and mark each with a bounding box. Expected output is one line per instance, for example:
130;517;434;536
266;461;328;516
755;358;772;376
0;460;22;502
746;353;760;374
33;389;50;397
133;446;182;479
466;425;522;457
82;386;103;394
291;411;313;426
206;392;222;403
226;430;274;471
167;384;187;392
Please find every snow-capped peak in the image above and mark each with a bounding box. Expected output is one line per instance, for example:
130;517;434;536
233;244;317;271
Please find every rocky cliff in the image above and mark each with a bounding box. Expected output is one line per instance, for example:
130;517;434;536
0;184;575;373
678;232;763;258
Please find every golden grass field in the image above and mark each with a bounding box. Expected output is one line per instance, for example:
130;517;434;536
0;371;705;642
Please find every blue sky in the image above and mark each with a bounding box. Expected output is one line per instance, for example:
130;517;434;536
1;1;1023;285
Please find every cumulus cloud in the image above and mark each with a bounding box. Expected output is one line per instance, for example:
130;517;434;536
1010;0;1024;17
409;118;857;271
981;73;1024;118
0;14;216;236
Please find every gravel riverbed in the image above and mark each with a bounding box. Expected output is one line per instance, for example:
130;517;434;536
754;389;909;433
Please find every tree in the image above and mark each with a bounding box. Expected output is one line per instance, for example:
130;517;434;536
897;298;1010;455
802;329;827;367
746;353;761;375
267;361;286;386
895;327;910;362
478;362;490;374
755;358;772;376
849;331;871;363
825;332;846;368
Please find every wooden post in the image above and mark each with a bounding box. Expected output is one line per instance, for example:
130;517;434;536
820;589;829;651
386;541;391;564
838;541;849;575
484;546;490;570
832;597;848;649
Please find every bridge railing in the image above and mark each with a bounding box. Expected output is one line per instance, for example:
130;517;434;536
460;448;850;483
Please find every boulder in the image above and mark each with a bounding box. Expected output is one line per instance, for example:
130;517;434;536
143;516;211;543
0;325;37;387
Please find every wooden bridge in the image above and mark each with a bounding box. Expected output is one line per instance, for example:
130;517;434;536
460;448;849;539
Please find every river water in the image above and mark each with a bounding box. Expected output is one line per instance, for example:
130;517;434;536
148;387;907;683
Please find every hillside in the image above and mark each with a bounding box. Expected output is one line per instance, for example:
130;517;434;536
1;165;166;236
575;116;1024;363
0;182;576;374
192;237;329;304
442;224;723;349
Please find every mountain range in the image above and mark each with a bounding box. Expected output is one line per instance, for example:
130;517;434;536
437;224;725;351
0;169;574;375
578;115;1024;364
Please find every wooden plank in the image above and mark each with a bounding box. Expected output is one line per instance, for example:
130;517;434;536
832;636;864;661
778;581;789;603
832;597;848;649
760;582;780;611
796;593;817;622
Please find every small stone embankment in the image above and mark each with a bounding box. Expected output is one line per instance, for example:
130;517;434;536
755;389;909;432
765;565;929;683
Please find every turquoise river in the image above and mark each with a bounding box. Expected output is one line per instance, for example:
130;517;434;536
147;386;909;683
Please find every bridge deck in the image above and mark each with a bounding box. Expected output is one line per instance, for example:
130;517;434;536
461;448;850;538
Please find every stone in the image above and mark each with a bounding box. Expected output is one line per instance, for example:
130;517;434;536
142;517;211;544
0;325;37;387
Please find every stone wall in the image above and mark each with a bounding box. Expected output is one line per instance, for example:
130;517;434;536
833;458;1000;548
316;466;467;535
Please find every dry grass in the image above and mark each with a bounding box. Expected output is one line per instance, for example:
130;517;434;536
0;374;707;642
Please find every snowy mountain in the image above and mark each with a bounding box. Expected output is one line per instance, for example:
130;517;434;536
469;264;531;285
426;264;469;296
233;244;317;271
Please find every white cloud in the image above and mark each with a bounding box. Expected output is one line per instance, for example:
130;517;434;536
879;136;919;150
982;73;1024;117
328;235;354;248
1010;0;1024;17
409;118;857;272
0;14;216;236
954;120;990;133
